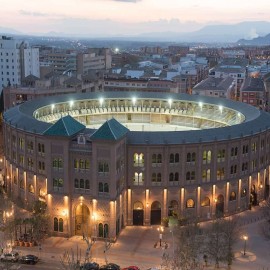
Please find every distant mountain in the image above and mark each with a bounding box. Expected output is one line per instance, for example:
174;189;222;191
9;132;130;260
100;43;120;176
1;21;270;44
237;33;270;45
0;27;22;35
136;21;270;43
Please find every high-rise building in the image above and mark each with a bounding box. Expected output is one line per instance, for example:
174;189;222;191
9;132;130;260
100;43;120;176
0;36;40;93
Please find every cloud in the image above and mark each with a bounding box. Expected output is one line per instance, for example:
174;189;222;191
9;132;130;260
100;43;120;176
19;10;48;17
112;0;142;2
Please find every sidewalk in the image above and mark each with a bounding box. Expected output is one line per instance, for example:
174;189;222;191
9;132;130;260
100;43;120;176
12;204;270;270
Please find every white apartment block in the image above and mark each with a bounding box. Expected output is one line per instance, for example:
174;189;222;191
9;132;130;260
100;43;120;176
0;36;40;93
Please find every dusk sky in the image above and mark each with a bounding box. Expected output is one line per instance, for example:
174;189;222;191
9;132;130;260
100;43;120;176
1;0;270;36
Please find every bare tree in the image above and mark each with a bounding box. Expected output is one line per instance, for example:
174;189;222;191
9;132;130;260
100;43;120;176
60;248;81;270
260;198;270;239
162;219;203;270
204;218;226;268
222;217;240;268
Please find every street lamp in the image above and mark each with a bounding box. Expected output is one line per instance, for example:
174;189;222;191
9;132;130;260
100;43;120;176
243;235;248;256
157;226;164;247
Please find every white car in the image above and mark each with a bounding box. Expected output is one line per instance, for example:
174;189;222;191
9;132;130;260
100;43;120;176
0;252;19;262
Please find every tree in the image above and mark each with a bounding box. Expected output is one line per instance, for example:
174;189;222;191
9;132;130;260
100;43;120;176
222;217;239;268
260;198;270;239
204;218;226;268
162;219;203;270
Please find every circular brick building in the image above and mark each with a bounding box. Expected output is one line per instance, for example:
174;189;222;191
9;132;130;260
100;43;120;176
2;92;270;239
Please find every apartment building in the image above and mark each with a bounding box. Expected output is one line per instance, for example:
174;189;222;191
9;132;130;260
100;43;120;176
0;36;40;93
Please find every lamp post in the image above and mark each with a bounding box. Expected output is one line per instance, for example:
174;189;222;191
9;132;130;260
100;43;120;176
243;235;248;256
157;226;164;247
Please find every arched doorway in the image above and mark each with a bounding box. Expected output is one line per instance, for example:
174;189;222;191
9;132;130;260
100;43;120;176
133;201;144;225
75;203;90;235
151;201;161;225
250;184;257;206
215;194;224;217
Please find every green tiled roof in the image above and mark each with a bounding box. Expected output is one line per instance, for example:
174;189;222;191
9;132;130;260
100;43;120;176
43;115;85;136
91;118;129;141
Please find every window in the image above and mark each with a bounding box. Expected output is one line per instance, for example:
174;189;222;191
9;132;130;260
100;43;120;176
202;150;211;164
186;199;195;208
18;138;24;150
134;153;144;167
28;184;34;194
98;161;109;173
54;217;63;232
217;149;225;162
38;143;45;155
242;145;249;155
98;182;109;192
74;179;79;188
229;191;236;201
202;169;210;182
52;158;63;169
186;152;196;163
201;197;210;207
217;167;225;180
133;172;144;186
19;179;24;189
231;147;238;158
186;171;195;181
53;178;64;190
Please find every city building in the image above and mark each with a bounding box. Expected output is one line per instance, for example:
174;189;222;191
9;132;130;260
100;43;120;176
2;92;270;240
0;36;40;93
192;77;235;99
77;48;112;74
240;77;265;108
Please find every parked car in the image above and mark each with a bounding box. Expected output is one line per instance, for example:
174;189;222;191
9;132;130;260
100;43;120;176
0;252;19;262
122;266;140;270
80;262;99;270
19;254;39;264
99;263;120;270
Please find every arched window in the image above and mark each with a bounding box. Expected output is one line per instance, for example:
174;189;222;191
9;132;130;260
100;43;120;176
152;154;157;164
19;179;24;189
58;159;63;168
186;171;191;180
134;201;144;210
175;153;179;163
79;159;84;169
157;154;162;163
28;184;34;194
186;153;191;162
191;153;196;162
104;224;109;238
175;172;179;181
157;173;161;182
186;199;195;208
59;218;64;232
85;160;90;169
104;183;109;193
169;154;174;163
98;182;103;192
80;179;85;189
169;173;174;181
207;150;211;163
54;217;59;232
201;197;210;207
85;180;90;190
133;172;144;186
74;179;79;188
74;159;79;169
98;223;104;237
53;159;58;168
229;191;236;201
152;173;156;182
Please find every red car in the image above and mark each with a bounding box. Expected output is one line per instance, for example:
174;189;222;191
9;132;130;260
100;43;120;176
121;267;140;270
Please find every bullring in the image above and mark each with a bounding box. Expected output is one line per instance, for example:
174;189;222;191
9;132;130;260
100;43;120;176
2;91;270;239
